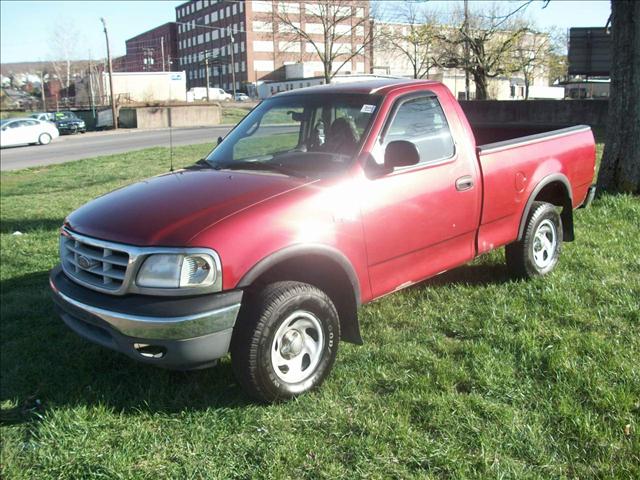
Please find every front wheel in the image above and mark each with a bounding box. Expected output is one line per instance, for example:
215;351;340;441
231;281;340;402
506;201;563;278
38;133;52;145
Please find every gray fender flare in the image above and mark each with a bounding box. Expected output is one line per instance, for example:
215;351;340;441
237;244;363;344
517;173;574;242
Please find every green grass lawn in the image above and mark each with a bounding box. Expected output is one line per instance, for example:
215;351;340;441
1;143;639;479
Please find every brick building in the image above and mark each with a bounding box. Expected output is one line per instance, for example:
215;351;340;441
175;0;370;91
121;23;179;72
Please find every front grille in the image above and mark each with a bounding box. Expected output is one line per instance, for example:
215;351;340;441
60;232;130;292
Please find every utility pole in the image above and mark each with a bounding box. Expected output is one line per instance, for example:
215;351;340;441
40;71;46;110
204;51;211;101
229;26;237;99
101;17;118;129
463;0;470;100
161;37;166;72
88;55;96;119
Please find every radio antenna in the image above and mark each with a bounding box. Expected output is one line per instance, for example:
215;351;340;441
169;73;174;172
169;106;174;172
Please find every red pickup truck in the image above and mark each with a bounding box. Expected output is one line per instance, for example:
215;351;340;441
50;79;596;402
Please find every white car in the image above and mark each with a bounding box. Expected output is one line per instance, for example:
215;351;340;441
0;118;59;147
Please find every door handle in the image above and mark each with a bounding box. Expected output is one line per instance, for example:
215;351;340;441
455;175;474;191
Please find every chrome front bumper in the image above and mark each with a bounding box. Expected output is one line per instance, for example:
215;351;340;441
49;266;242;369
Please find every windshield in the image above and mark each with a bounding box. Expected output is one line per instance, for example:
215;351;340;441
55;112;78;120
205;93;380;177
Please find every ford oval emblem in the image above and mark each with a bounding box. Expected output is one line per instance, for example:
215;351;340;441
77;255;95;269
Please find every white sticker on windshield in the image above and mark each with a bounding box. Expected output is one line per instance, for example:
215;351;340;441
360;104;376;114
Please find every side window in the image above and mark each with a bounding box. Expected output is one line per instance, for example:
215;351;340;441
384;95;455;165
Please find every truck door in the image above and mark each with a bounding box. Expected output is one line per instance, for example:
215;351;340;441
361;92;481;298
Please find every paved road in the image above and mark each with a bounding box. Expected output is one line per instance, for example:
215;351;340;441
0;126;233;171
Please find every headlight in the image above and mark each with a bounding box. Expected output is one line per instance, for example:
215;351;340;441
136;253;216;289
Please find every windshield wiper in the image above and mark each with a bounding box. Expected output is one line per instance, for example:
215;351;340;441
214;161;308;178
185;158;213;170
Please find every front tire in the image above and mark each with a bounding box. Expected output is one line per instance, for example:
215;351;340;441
506;201;563;278
38;133;52;145
231;281;340;402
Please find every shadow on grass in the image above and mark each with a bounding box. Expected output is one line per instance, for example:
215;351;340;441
0;271;254;426
0;218;64;234
0;262;512;424
420;261;512;288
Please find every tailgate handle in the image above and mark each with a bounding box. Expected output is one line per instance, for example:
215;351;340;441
455;175;474;191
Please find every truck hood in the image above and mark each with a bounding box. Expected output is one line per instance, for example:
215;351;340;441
65;169;311;246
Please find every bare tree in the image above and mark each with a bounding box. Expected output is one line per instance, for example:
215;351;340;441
437;2;531;100
509;25;552;99
597;0;640;194
49;19;80;92
274;0;374;83
545;27;568;85
375;3;445;79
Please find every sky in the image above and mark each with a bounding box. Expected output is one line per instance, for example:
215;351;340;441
0;0;612;64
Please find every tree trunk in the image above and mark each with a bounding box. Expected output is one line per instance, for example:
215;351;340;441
473;72;488;100
597;0;640;194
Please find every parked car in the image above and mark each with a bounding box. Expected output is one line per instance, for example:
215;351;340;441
234;93;250;102
53;111;86;134
50;79;596;402
30;112;56;122
0;118;59;147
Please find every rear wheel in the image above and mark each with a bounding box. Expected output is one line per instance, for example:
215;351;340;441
231;281;340;402
38;133;52;145
506;201;563;278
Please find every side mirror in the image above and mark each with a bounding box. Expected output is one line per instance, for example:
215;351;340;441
217;136;223;145
384;140;420;169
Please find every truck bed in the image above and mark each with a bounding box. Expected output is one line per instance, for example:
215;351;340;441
470;124;578;147
472;124;596;255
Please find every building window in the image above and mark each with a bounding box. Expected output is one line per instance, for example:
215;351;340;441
253;21;272;33
232;3;237;15
212;11;218;21
196;1;202;11
241;61;246;72
279;1;299;13
226;6;230;16
253;40;274;52
279;41;300;53
305;3;322;15
279;22;300;34
254;60;275;72
240;41;245;52
306;23;323;34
